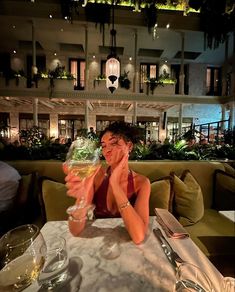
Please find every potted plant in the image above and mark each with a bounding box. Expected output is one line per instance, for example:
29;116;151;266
48;63;75;93
119;70;131;90
1;69;25;87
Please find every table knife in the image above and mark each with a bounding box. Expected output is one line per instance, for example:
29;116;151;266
153;228;184;268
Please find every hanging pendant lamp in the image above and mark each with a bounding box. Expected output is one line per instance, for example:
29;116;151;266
106;3;120;93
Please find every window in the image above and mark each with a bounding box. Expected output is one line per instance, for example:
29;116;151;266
0;112;10;139
167;117;193;142
206;67;222;96
69;58;85;90
19;113;49;137
137;117;159;142
96;116;124;136
101;60;106;77
171;64;189;94
58;115;85;141
139;63;158;93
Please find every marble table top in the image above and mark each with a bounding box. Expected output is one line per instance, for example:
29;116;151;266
25;217;223;292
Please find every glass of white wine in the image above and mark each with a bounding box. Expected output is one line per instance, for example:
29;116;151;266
0;224;46;291
65;137;101;218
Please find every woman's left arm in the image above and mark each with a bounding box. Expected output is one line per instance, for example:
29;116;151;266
119;177;150;245
109;157;150;244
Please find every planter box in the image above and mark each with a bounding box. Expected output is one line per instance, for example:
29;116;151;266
93;79;132;93
0;77;27;89
52;79;75;91
144;82;176;95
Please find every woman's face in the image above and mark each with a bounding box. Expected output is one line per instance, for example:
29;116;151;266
101;131;132;166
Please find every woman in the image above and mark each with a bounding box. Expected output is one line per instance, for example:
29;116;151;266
64;121;150;245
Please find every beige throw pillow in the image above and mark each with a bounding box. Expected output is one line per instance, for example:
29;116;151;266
172;170;204;226
149;177;174;216
42;180;75;221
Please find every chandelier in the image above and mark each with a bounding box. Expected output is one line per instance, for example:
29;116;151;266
105;3;120;93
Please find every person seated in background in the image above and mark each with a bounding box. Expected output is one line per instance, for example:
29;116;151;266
0;161;21;235
64;121;151;245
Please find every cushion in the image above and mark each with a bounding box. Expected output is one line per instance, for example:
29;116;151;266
149;176;174;215
41;180;75;221
213;170;235;211
171;170;204;226
15;172;40;220
16;173;33;205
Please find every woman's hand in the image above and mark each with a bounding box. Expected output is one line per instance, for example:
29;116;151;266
109;152;129;188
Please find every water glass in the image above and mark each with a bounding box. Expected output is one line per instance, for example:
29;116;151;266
175;262;213;291
0;224;46;291
38;235;69;289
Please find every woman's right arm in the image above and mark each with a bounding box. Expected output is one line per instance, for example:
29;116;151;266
64;164;102;236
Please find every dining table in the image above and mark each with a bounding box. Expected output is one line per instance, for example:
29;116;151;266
25;216;223;292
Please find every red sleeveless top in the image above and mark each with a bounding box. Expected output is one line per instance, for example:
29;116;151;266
93;168;137;218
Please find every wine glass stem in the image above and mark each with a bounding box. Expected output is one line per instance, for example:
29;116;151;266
79;179;87;208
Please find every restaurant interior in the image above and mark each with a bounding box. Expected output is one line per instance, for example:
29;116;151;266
0;1;234;290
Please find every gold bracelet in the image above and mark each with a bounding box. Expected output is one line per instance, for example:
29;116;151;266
118;201;131;212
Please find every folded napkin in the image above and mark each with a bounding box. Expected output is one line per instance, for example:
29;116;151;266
155;208;189;239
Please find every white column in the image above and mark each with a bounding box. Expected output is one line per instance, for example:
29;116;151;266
32;20;38;126
178;104;183;135
221;104;226;131
158;111;167;142
85;25;89;90
222;36;229;96
50;113;58;138
179;32;185;95
85;100;89;130
229;102;235;130
133;30;138;93
9;112;19;142
133;101;137;124
33;98;38;126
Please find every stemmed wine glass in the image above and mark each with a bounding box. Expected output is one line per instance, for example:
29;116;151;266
64;136;101;220
0;224;46;291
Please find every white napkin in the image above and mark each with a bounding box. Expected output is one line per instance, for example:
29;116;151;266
155;208;189;239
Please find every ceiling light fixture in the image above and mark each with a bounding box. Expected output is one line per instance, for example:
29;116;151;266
105;1;120;94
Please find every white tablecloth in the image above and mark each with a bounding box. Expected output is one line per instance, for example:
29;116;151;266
25;217;223;292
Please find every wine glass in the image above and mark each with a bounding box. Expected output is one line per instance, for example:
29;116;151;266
65;136;101;216
0;224;46;291
175;262;213;291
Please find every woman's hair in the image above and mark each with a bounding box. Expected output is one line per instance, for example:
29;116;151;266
100;121;144;144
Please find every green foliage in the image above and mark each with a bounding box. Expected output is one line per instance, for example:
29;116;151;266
19;126;46;148
119;70;131;90
68;137;101;161
1;126;235;161
48;63;75;80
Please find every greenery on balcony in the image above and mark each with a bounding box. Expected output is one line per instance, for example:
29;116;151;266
0;126;234;162
1;69;25;86
145;71;176;94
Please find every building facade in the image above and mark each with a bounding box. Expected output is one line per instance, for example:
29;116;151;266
0;0;234;143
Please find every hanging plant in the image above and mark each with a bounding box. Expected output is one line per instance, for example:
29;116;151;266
85;3;110;45
188;0;235;49
144;1;158;34
119;70;131;89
